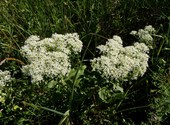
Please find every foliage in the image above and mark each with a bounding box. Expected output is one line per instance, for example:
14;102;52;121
0;0;170;125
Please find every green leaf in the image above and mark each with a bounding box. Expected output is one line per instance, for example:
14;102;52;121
98;86;112;103
113;84;124;93
48;80;56;88
58;110;70;125
22;101;65;116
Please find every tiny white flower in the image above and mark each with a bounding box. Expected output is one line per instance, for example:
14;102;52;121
113;35;123;45
0;70;11;86
25;35;40;44
130;25;156;49
130;30;137;35
91;35;150;81
21;33;82;83
144;25;156;34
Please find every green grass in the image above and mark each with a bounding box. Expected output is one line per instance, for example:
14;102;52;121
0;0;170;124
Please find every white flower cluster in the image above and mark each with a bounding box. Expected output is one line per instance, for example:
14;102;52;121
130;25;156;49
51;33;83;55
21;33;83;83
91;35;149;81
0;70;11;86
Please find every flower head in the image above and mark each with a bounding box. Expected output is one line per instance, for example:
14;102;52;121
21;33;83;83
91;36;149;81
144;25;156;34
130;25;156;49
0;70;11;86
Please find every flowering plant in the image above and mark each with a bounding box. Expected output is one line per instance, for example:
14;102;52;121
20;33;83;83
1;25;166;125
130;25;156;49
0;70;11;86
91;35;150;82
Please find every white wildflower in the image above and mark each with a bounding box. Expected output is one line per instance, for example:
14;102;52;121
21;33;82;83
113;35;123;45
0;70;11;86
91;36;149;81
97;35;123;57
130;30;137;35
137;29;153;43
130;25;156;49
134;42;149;53
25;35;40;44
144;25;156;34
52;33;83;55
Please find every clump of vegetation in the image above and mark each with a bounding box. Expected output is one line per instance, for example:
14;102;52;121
0;0;170;124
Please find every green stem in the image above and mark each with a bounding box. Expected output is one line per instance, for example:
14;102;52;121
22;101;65;116
116;104;151;114
68;35;93;111
115;84;133;110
